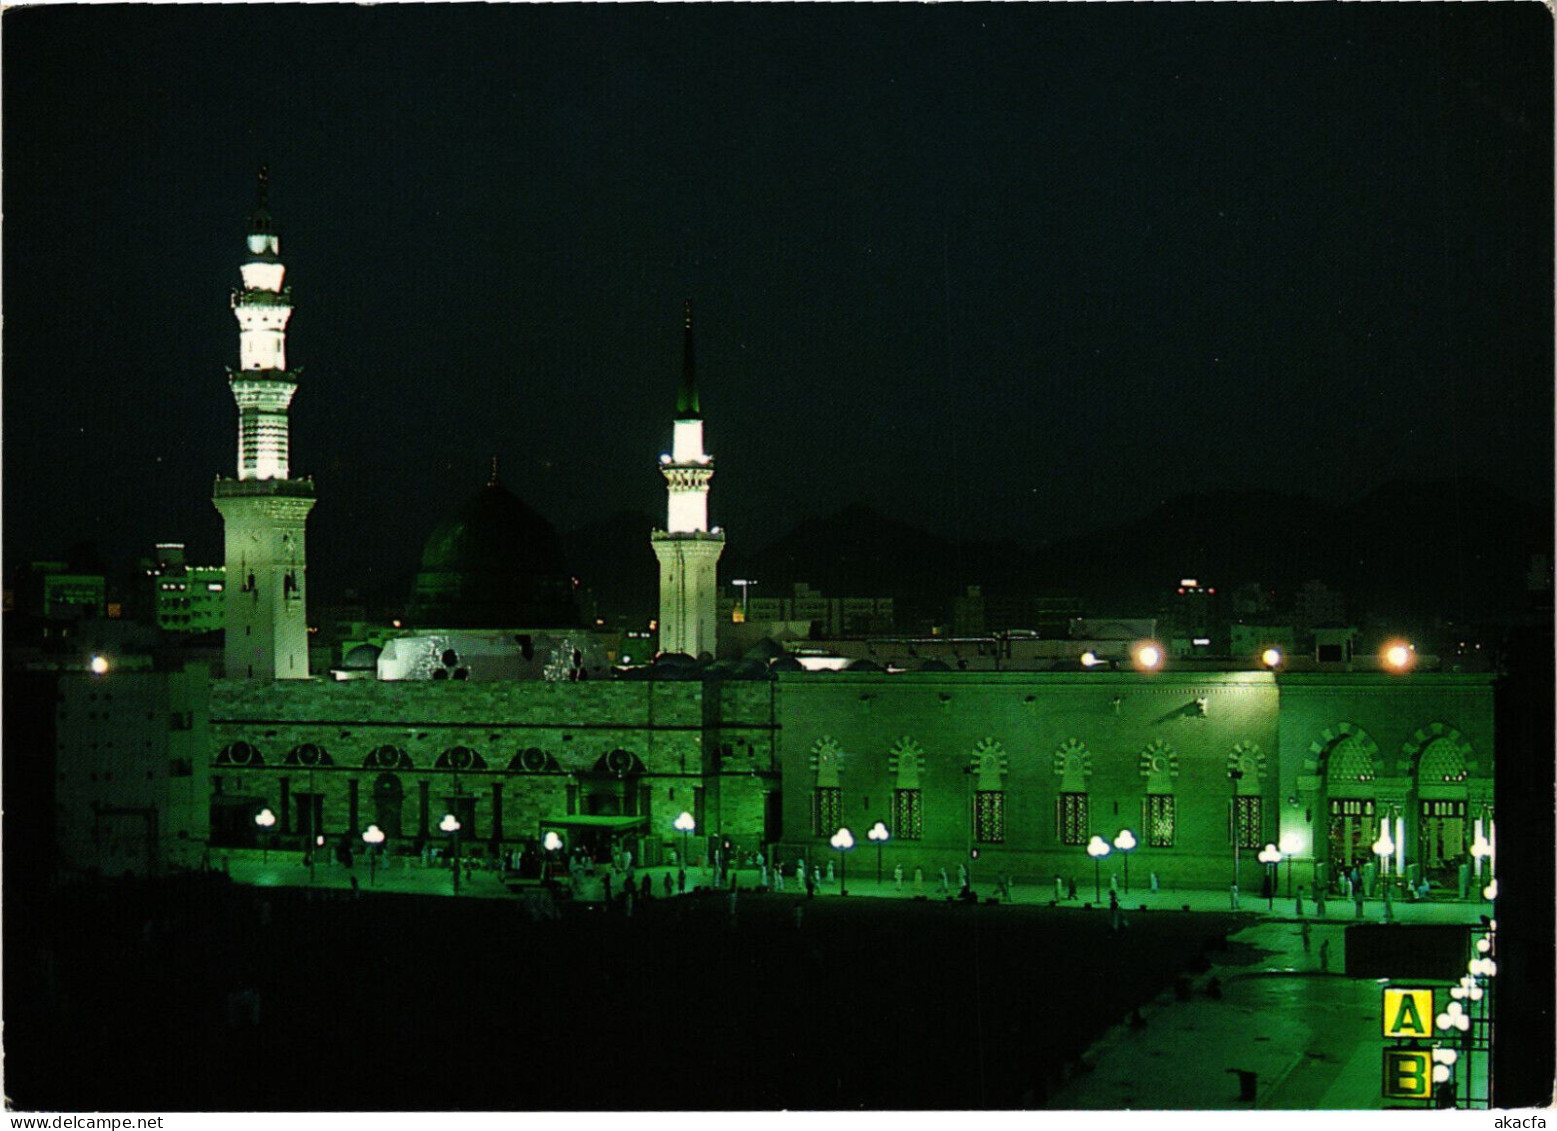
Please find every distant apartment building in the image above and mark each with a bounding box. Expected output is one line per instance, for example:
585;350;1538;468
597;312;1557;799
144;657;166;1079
719;582;893;637
149;543;226;633
951;586;1082;637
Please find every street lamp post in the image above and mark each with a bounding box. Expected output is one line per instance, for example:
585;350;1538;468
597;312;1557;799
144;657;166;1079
254;807;276;863
830;827;855;896
1372;824;1395;898
1112;829;1137;894
1279;832;1302;898
1258;843;1283;911
867;821;890;886
441;813;462;894
1086;835;1111;903
362;824;385;886
673;810;695;872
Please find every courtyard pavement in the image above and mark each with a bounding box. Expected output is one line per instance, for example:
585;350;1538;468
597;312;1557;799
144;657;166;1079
219;852;1491;1110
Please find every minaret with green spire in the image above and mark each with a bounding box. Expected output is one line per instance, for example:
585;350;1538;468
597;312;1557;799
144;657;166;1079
651;299;725;658
212;166;316;679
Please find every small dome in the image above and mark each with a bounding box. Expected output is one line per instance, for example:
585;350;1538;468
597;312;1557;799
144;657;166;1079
656;651;697;667
742;638;787;662
341;643;381;671
847;658;884;672
770;655;803;672
408;479;578;628
918;659;952;671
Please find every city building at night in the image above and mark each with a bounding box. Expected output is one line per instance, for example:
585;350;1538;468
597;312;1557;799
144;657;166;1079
45;175;1497;903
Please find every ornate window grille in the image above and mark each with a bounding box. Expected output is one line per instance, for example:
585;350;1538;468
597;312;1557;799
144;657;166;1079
1147;794;1176;847
892;788;922;840
812;786;842;836
974;790;1005;843
1058;792;1088;845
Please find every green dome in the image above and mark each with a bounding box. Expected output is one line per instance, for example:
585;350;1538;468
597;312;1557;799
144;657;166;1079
408;480;578;629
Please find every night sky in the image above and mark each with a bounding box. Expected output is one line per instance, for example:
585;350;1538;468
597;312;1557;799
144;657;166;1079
5;4;1551;605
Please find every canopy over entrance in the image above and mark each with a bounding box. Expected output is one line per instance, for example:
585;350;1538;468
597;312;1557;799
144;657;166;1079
538;815;648;832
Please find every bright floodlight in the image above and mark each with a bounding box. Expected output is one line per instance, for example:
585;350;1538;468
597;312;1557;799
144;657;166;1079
362;824;385;846
1080;651;1101;668
1372;828;1395;858
1382;641;1415;672
1279;831;1304;855
868;821;890;844
673;811;696;833
1258;843;1283;865
1261;647;1282;670
439;813;461;834
1113;829;1137;852
1086;835;1111;859
1470;832;1493;860
254;807;276;828
830;827;855;851
1132;642;1163;672
542;830;562;852
90;655;110;675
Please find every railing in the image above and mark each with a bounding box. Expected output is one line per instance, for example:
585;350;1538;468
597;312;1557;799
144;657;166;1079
213;476;314;499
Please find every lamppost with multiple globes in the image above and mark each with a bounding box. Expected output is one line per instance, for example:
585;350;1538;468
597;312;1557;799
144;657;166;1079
441;813;462;894
1373;824;1395;889
1279;831;1302;898
1086;835;1111;903
674;811;695;870
254;807;276;863
1112;829;1137;894
1257;843;1282;910
867;821;890;885
830;827;855;896
362;824;385;885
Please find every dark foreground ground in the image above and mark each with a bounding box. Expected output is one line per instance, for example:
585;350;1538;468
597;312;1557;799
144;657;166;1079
7;876;1242;1110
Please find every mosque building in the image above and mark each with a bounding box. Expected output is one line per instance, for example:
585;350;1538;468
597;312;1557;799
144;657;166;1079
50;175;1498;897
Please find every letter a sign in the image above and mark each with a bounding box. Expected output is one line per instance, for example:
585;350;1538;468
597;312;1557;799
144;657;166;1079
1383;986;1434;1038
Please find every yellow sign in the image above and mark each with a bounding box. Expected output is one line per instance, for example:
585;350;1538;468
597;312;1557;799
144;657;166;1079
1382;1049;1432;1100
1382;986;1433;1038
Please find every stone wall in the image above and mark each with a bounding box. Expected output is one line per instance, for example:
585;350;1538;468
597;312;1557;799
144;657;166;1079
774;669;1496;891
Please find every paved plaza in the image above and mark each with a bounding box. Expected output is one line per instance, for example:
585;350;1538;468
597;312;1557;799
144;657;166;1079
217;851;1492;1110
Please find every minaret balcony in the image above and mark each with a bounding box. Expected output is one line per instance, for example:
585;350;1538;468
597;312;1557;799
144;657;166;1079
213;476;315;499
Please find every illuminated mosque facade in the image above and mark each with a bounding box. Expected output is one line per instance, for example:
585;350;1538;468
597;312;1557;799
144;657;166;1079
53;177;1498;898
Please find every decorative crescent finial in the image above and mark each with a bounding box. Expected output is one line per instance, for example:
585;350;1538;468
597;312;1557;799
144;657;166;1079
488;455;499;487
257;164;270;210
684;297;693;329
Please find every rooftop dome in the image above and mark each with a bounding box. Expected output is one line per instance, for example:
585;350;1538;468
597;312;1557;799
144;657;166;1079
407;478;578;629
340;643;382;671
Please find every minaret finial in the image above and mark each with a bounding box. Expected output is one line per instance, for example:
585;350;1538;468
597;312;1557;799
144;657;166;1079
677;298;700;419
488;455;499;487
257;164;269;211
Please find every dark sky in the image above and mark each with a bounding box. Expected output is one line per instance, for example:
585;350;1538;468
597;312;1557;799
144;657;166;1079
5;3;1551;604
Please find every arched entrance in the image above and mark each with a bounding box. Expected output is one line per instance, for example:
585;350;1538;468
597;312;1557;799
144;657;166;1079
373;773;405;839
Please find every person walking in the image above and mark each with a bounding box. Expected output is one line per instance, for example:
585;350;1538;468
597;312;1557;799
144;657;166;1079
826;860;835;886
938;868;951;896
1067;876;1078;901
1316;885;1327;918
1295;886;1306;917
893;863;904;892
1055;874;1064;903
1300;920;1312;954
805;867;816;900
662;872;673;898
1150;871;1159;895
1109;890;1122;933
914;867;924;894
677;866;687;894
1319;938;1331;973
1230;882;1240;910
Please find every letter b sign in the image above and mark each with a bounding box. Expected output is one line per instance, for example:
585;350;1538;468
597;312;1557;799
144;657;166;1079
1382;1049;1432;1100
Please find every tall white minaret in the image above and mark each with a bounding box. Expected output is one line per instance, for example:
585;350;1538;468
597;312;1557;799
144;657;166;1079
651;300;725;658
212;167;315;680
